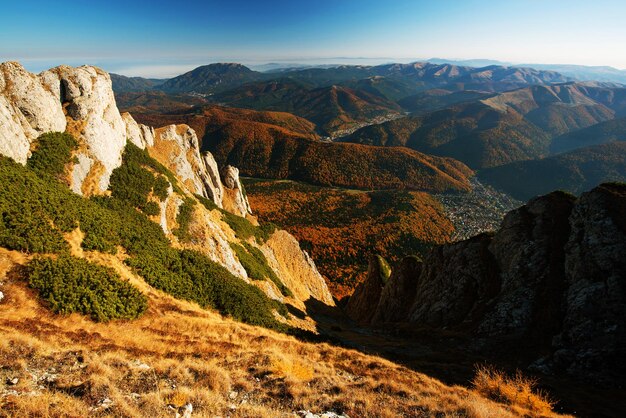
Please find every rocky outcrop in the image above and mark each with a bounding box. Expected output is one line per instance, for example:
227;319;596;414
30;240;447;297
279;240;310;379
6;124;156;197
40;65;128;192
345;255;388;323
0;62;128;192
122;112;154;149
552;184;626;383
479;192;574;340
221;165;252;217
150;124;222;204
372;256;422;323
0;62;228;204
350;184;626;384
0;62;66;163
408;233;500;327
263;230;334;307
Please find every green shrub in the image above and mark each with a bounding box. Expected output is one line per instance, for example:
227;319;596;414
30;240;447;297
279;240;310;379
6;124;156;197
26;255;147;321
109;143;180;215
27;132;78;178
0;156;71;253
221;211;276;244
173;198;196;242
230;242;292;297
127;248;288;328
0;141;291;332
375;255;392;283
153;176;170;201
195;194;219;211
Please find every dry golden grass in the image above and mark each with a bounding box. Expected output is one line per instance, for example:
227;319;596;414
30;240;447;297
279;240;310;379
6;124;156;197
0;247;568;417
472;365;555;416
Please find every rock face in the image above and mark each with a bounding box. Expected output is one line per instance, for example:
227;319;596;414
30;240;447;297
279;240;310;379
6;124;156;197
221;165;252;217
372;256;422;323
408;233;500;327
350;184;626;384
555;184;626;383
0;61;235;209
0;62;67;164
263;230;335;307
150;124;224;205
345;256;387;323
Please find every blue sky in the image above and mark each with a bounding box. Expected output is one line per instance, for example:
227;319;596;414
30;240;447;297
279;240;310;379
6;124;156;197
1;0;625;77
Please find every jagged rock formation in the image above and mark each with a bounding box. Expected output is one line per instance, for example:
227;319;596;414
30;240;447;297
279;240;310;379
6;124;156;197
0;61;335;311
221;165;252;217
0;61;227;205
263;230;335;306
345;255;387;323
372;256;423;323
350;184;626;384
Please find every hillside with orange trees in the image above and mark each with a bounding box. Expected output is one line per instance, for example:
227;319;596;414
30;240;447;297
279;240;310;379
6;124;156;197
134;106;474;193
243;179;456;298
129;104;321;141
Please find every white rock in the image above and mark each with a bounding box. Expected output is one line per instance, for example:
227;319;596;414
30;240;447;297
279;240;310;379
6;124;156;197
41;65;127;192
1;62;66;136
151;125;207;196
122;112;155;149
221;165;252;217
71;153;94;194
0;95;31;164
201;152;224;207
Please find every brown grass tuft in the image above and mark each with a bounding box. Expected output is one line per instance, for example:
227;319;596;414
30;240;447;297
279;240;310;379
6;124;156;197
472;364;555;415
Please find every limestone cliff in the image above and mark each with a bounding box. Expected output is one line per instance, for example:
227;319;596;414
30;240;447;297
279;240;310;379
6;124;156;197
0;61;334;312
350;184;626;384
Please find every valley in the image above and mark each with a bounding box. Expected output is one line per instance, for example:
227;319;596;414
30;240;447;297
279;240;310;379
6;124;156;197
1;53;625;418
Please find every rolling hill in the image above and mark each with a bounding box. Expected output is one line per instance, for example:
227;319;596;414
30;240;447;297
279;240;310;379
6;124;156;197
478;141;626;200
110;73;166;92
344;101;551;169
398;89;492;114
212;80;402;135
345;83;626;169
132;106;473;193
157;63;265;94
244;179;456;298
116;91;210;114
551;116;626;154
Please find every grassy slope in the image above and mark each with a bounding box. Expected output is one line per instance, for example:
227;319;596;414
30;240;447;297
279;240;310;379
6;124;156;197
0;247;566;418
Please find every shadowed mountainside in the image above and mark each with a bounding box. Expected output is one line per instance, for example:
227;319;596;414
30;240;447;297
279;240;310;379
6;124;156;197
550;116;626;154
347;183;626;389
478;141;626;200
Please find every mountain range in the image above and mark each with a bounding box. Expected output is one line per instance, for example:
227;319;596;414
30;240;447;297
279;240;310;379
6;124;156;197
2;60;626;416
345;82;626;168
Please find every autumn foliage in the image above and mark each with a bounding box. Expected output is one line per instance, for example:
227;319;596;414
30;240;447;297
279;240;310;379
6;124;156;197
244;179;456;298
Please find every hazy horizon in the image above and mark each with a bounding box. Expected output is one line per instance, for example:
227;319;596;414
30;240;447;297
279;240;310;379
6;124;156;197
2;0;626;78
